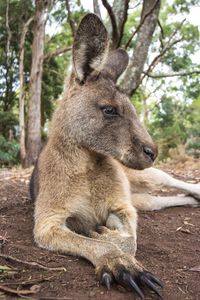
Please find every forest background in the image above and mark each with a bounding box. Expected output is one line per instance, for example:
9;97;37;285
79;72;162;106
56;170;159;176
0;0;200;168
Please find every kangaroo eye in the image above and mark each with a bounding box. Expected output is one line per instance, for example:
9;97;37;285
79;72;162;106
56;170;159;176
101;106;118;116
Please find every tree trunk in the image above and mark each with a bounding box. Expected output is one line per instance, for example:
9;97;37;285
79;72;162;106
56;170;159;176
112;0;129;47
93;0;102;19
25;0;48;167
4;0;13;112
19;17;33;166
120;0;161;97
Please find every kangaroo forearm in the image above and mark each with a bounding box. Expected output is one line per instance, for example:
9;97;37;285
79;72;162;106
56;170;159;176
34;221;121;266
102;235;136;256
90;226;137;257
116;236;136;255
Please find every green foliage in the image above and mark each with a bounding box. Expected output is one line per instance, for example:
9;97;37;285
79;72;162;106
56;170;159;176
0;0;34;111
186;97;200;154
41;1;87;126
41;57;66;126
120;11;141;48
0;0;199;166
131;88;145;115
0;0;89;166
0;112;18;138
141;0;200;159
0;135;20;167
149;94;200;160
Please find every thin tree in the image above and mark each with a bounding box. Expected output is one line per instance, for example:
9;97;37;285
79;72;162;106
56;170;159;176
19;17;33;165
25;0;50;167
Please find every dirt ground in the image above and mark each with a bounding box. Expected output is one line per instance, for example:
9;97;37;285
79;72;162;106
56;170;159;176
0;163;200;300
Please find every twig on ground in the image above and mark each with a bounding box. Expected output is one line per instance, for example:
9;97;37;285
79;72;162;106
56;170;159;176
2;275;57;286
188;265;200;272
29;297;73;300
0;284;39;295
0;254;66;271
0;233;8;251
0;233;8;244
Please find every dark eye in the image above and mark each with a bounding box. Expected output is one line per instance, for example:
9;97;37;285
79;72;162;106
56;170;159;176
101;106;118;116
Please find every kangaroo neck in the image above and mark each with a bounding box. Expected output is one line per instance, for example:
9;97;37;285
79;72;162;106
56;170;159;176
49;129;106;174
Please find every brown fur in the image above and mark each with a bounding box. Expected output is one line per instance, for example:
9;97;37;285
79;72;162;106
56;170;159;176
31;14;200;297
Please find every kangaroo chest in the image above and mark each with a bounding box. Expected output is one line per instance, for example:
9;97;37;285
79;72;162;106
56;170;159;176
66;158;132;236
88;159;131;209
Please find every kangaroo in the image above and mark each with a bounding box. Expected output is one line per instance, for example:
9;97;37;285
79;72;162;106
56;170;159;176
31;14;200;299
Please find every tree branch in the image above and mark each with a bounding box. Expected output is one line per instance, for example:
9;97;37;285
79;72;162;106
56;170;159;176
125;0;159;49
144;69;200;79
112;0;130;47
101;0;118;48
44;46;72;60
120;0;161;96
144;82;163;99
138;19;187;85
157;19;165;49
142;82;163;125
65;0;75;36
129;0;143;11
93;0;102;19
141;37;183;83
157;19;164;40
167;18;186;45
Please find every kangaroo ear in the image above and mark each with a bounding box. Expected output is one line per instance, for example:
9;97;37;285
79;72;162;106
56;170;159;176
73;13;109;82
102;49;129;82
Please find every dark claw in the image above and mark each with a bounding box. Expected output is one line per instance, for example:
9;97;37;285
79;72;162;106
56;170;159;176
95;224;102;233
102;272;112;290
146;272;163;288
123;272;144;299
141;275;163;299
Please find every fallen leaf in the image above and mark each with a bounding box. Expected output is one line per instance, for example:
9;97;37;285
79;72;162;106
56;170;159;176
180;228;192;234
183;221;194;226
0;265;12;271
176;226;183;232
189;265;200;272
30;284;41;293
0;265;16;275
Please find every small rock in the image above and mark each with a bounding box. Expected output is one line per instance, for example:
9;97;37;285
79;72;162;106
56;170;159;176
89;291;96;297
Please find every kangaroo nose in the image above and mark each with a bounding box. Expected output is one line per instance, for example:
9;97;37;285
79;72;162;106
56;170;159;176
143;146;157;162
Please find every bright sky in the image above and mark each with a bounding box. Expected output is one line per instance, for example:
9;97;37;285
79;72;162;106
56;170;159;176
81;0;107;18
46;1;200;64
47;1;200;37
45;1;200;114
81;0;200;26
189;5;200;26
80;1;200;64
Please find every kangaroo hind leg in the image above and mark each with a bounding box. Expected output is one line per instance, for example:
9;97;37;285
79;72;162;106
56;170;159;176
132;193;199;211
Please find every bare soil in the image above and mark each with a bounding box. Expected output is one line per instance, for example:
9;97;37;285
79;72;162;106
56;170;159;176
0;164;200;300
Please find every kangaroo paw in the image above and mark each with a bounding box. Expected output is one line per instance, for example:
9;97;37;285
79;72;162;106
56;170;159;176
96;252;163;299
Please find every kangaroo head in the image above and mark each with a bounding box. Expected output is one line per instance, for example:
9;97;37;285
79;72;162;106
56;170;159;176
66;13;157;170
